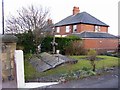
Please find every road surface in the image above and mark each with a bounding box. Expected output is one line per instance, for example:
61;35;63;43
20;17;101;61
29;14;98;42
46;68;119;88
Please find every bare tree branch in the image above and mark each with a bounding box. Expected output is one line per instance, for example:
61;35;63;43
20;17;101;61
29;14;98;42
5;5;50;34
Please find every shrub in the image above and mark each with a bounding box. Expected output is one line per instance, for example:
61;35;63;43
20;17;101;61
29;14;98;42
41;36;84;55
65;40;85;55
41;36;85;55
87;49;97;71
16;31;36;54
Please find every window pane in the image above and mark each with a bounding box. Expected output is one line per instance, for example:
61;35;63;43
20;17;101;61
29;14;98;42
56;27;60;33
95;26;100;32
73;25;77;33
66;26;70;33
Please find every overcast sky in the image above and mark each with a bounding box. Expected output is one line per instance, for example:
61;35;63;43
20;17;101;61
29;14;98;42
0;0;119;35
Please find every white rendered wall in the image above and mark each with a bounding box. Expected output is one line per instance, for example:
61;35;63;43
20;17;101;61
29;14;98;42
14;50;25;88
14;50;58;88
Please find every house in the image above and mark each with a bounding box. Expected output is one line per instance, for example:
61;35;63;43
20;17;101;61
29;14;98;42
54;6;118;53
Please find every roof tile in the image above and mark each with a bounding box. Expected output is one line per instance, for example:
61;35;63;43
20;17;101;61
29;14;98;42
55;12;109;27
72;32;118;38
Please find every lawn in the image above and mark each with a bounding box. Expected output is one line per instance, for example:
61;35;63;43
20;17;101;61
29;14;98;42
24;55;119;81
70;55;119;69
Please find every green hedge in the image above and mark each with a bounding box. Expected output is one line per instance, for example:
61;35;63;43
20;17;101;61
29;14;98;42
41;36;83;55
16;31;36;54
16;32;84;55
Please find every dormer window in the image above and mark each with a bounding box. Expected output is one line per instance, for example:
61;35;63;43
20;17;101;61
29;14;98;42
73;25;77;33
95;26;100;32
56;27;60;33
66;26;70;33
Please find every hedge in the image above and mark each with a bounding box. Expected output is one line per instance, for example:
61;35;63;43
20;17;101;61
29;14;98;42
41;36;84;55
16;31;36;54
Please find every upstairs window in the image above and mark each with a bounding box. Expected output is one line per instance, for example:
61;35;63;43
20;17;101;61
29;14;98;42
56;27;60;33
66;26;70;33
95;26;100;32
73;25;77;33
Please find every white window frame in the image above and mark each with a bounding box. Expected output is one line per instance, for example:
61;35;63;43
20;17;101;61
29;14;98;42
66;26;70;33
56;27;60;33
73;25;77;33
95;26;100;32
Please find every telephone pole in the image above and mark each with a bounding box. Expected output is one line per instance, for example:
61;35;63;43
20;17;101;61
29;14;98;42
2;0;4;34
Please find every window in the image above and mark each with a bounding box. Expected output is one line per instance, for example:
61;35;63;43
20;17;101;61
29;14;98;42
56;27;60;33
73;25;77;33
95;26;100;32
66;26;70;33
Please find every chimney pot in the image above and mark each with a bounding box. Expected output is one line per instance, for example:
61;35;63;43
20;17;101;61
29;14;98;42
73;6;80;15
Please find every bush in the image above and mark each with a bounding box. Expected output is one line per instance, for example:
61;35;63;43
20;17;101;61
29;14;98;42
87;49;97;71
40;36;53;53
16;31;36;54
65;40;85;55
41;36;85;55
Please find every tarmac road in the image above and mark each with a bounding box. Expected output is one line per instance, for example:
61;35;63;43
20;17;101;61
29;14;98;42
46;68;119;88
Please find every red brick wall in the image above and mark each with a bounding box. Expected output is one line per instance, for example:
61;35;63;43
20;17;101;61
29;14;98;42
56;25;72;35
78;24;95;32
60;26;66;35
55;26;65;35
82;38;118;50
77;24;108;33
100;26;108;32
56;24;108;35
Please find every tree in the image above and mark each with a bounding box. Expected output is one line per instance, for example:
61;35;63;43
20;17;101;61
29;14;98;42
5;5;53;53
5;5;50;34
87;49;97;71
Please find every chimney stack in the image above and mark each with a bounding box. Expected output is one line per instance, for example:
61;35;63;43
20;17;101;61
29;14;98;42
47;19;53;25
73;6;80;15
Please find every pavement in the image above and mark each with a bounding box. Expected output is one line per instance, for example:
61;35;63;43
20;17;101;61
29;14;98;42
2;80;17;88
